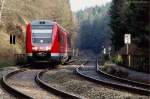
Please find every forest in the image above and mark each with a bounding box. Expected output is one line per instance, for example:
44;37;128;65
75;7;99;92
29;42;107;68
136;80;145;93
110;0;149;51
76;4;111;54
76;0;149;54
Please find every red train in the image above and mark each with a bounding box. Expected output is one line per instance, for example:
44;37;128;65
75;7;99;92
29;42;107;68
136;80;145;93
26;20;71;63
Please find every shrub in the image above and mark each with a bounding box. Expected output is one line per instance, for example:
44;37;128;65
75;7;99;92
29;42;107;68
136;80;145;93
101;64;115;74
101;64;128;77
112;55;123;65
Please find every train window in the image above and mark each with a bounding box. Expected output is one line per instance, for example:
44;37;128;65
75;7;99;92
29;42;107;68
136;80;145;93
32;29;52;34
31;27;53;44
32;32;52;38
32;38;51;44
67;36;71;48
32;25;52;29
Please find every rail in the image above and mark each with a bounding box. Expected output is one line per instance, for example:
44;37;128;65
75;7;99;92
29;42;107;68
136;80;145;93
75;59;150;95
35;70;82;99
1;69;33;98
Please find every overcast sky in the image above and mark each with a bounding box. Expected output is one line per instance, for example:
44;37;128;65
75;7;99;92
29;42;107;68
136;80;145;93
69;0;112;12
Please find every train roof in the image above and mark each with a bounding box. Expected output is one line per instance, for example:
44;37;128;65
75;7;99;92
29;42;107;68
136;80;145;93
56;24;69;33
30;20;69;34
31;20;55;26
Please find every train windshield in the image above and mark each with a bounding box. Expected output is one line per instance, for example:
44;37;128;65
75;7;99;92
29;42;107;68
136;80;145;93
31;25;52;44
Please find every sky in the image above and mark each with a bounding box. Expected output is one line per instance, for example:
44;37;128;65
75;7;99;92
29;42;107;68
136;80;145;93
69;0;112;12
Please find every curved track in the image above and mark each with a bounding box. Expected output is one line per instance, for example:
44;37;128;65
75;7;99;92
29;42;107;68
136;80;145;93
34;58;88;99
97;60;150;89
75;59;150;96
36;70;81;99
1;69;60;98
1;60;84;99
1;69;33;98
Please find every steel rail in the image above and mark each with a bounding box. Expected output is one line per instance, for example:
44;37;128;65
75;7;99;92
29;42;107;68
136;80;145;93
96;59;150;89
1;69;33;99
75;59;150;96
35;69;82;99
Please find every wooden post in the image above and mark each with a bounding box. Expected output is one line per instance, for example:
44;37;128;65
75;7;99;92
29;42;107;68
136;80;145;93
126;44;128;55
127;44;131;67
128;54;131;67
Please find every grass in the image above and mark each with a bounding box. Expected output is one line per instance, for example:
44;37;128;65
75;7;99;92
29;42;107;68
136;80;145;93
0;55;15;68
0;62;14;68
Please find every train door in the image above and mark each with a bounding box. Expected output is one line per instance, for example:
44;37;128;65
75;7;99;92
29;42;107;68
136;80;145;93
59;30;65;53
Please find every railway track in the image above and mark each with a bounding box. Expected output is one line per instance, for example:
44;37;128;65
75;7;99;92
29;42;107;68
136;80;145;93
36;70;81;99
34;58;88;99
1;69;61;98
75;59;150;96
1;62;83;98
1;69;33;98
97;60;150;89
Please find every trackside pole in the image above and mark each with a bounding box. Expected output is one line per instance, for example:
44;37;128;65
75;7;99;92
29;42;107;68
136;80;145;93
128;54;131;67
126;44;131;67
124;34;131;67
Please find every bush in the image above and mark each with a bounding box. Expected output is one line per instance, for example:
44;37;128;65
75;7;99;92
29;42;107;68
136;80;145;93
101;64;115;74
101;64;128;78
112;55;123;65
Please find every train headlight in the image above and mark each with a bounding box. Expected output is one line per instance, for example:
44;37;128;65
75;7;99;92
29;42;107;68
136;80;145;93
32;47;38;50
45;46;50;51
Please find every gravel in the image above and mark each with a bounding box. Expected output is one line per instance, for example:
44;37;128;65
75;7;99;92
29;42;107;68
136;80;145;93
42;65;149;99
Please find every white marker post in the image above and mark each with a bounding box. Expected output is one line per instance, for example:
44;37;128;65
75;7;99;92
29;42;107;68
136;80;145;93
124;34;131;67
103;48;106;54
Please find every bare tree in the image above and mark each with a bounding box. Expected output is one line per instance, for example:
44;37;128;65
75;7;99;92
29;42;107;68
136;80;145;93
0;0;5;23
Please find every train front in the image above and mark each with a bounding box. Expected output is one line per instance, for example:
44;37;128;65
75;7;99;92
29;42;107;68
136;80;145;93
26;20;53;62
